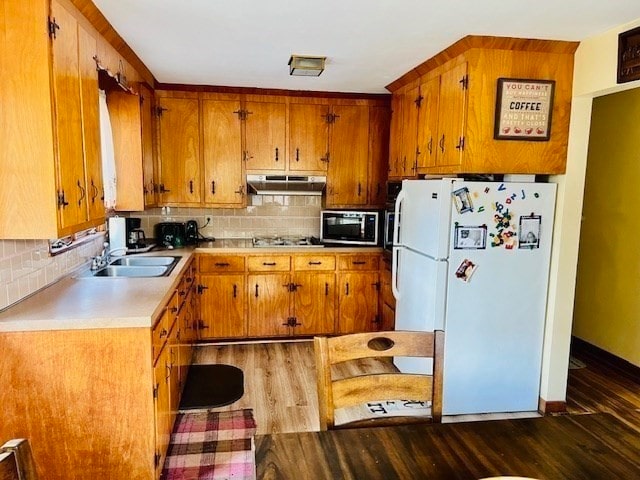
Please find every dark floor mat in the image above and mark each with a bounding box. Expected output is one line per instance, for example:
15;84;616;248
179;364;244;410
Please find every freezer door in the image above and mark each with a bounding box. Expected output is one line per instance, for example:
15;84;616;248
398;179;452;259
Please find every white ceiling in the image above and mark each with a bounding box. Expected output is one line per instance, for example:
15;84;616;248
93;0;640;94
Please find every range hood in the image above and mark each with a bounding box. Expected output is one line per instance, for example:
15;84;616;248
246;174;326;196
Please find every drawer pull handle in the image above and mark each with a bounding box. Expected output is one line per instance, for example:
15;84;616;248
352;261;366;265
308;261;322;265
215;262;230;267
263;262;276;266
159;328;168;338
345;282;350;296
325;283;329;296
233;284;237;298
255;284;259;297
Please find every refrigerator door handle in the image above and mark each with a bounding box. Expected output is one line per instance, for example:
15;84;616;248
392;247;400;300
393;189;405;246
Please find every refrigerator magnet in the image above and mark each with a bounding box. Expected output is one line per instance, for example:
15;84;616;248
454;225;487;249
519;215;541;249
453;187;473;214
455;259;478;283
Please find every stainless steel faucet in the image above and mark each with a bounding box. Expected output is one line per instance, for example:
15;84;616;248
91;242;128;270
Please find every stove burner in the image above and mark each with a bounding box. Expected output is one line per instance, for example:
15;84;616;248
252;236;321;247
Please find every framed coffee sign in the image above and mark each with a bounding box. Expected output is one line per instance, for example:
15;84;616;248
493;78;555;141
618;26;640;84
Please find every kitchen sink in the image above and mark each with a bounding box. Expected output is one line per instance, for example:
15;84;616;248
109;256;180;267
92;265;171;277
80;256;182;278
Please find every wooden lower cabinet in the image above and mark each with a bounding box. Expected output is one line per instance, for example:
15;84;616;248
153;342;171;477
337;271;380;333
247;273;291;337
197;252;381;339
199;274;246;339
292;272;336;335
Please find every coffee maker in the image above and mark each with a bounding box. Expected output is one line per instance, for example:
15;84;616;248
126;218;146;249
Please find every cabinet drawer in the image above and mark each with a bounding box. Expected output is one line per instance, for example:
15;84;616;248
199;255;245;273
293;254;336;271
338;254;380;271
152;308;170;364
247;255;291;272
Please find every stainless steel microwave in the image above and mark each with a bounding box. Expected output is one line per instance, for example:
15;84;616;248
320;210;380;246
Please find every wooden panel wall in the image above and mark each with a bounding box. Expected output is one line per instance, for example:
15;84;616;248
0;328;155;480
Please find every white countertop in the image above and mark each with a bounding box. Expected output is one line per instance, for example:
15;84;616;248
0;242;382;333
0;251;195;333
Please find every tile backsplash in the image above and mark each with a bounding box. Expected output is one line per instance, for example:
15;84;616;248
0;234;105;311
131;195;322;239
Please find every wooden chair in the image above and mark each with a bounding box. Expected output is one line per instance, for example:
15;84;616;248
314;330;444;430
0;439;38;480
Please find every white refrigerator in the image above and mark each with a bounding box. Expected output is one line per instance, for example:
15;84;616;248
392;178;556;415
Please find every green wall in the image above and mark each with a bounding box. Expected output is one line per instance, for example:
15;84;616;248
573;87;640;366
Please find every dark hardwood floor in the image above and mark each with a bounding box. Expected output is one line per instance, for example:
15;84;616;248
567;338;640;433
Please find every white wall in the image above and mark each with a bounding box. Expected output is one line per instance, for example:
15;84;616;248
539;18;640;403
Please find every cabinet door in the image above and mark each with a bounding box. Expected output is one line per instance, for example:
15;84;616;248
417;76;440;170
244;101;286;171
158;97;201;204
289;103;329;172
368;106;390;208
51;1;87;230
108;91;144;211
293;272;335;336
326;105;369;207
337;272;379;334
247;274;290;337
199;274;246;339
139;84;157;207
401;84;420;177
78;26;104;222
167;320;180;425
436;62;468;169
388;93;404;180
153;346;170;479
202;99;245;206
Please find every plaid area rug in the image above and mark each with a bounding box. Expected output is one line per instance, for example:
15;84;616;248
161;409;257;480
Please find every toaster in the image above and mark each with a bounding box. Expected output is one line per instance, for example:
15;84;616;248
155;222;186;248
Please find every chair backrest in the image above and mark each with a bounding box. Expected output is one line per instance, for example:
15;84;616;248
314;330;444;430
0;439;38;480
1;450;20;480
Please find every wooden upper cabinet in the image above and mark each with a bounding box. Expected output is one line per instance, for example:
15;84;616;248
326;104;370;207
107;90;144;211
78;25;104;222
244;101;286;171
202;99;245;207
416;76;440;170
388;93;404;179
51;0;87;230
368;106;390;208
401;84;420;177
436;62;468;169
289;103;330;172
157;96;201;205
389;37;577;175
139;83;157;208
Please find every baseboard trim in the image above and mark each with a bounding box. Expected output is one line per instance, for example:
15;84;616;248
538;398;567;415
571;336;640;383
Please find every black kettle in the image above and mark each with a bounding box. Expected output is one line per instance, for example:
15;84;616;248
185;220;199;245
